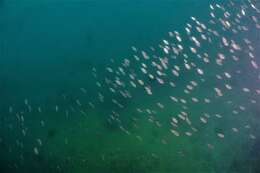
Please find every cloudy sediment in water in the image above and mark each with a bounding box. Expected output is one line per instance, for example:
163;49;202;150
0;0;260;172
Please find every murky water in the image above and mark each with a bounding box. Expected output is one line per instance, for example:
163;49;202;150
0;0;260;172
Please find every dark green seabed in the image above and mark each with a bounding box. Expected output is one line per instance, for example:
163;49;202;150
0;0;260;173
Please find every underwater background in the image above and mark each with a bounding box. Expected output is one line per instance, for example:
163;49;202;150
0;0;260;173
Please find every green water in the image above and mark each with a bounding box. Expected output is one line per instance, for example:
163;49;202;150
0;0;260;173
